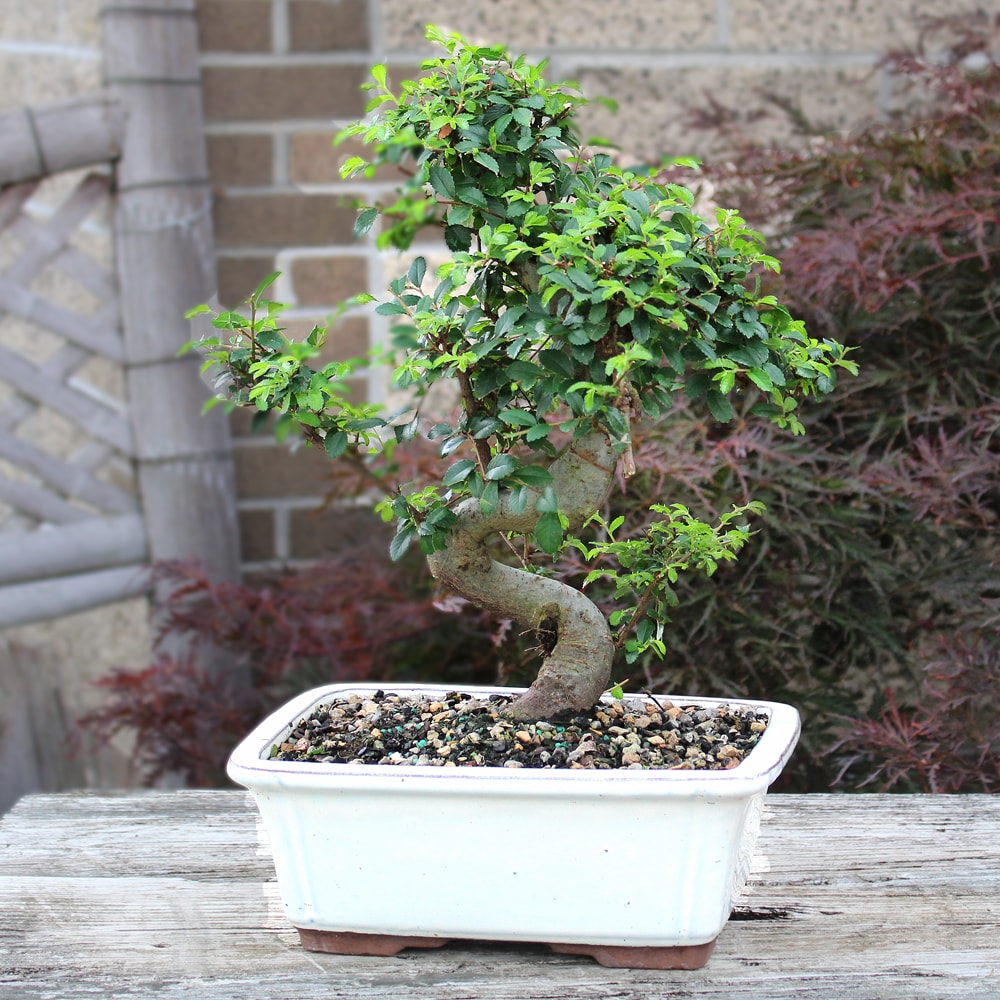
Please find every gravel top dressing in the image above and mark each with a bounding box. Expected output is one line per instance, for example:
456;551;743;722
271;690;770;770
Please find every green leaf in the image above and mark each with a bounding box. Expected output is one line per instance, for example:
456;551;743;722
511;464;553;487
457;185;488;209
324;430;348;458
485;453;517;480
353;207;378;239
535;485;559;513
375;301;408;315
539;349;575;379
429;165;457;200
509;484;529;515
255;328;285;352
473;151;500;174
535;510;564;553
499;408;536;427
252;271;281;300
763;362;787;386
706;389;734;422
444;225;473;251
442;459;477;486
340;156;366;178
407;256;427;287
692;292;721;315
481;478;500;513
389;526;415;562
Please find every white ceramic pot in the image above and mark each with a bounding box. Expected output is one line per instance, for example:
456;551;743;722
227;683;799;969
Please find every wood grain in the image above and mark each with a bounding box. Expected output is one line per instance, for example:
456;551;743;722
1;791;997;998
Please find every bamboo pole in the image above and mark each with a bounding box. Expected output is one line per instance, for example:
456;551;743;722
0;515;148;588
0;566;151;630
0;93;125;188
100;0;241;583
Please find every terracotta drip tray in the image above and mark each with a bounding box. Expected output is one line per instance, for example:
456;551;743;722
296;927;717;970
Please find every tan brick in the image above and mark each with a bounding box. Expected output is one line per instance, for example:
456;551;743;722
229;407;263;437
732;0;1000;52
885;2;1000;49
291;256;368;305
289;132;412;185
213;193;358;248
3;53;99;105
382;0;715;52
239;508;276;561
234;442;337;498
197;0;272;52
216;255;276;306
289;505;391;559
289;0;370;52
207;134;273;187
202;64;369;123
281;317;370;362
728;0;886;51
576;64;882;164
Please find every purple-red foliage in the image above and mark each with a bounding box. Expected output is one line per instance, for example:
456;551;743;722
831;636;1000;793
82;557;498;786
660;12;1000;789
82;15;1000;792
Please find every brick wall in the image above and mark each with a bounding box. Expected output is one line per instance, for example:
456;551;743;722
195;0;996;569
4;0;998;574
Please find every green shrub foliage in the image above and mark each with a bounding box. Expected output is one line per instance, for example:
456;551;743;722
617;14;999;790
83;18;996;788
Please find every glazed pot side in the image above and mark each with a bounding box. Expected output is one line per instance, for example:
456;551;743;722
228;683;800;964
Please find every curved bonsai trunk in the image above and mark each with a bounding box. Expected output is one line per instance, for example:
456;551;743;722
427;431;616;720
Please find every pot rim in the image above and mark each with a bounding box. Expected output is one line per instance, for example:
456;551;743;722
227;682;800;798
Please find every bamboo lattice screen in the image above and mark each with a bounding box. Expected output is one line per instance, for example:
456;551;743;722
0;0;241;630
0;172;150;625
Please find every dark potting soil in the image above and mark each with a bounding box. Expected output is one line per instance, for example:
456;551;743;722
270;690;770;770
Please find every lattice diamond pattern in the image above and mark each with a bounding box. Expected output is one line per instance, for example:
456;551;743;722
0;171;139;536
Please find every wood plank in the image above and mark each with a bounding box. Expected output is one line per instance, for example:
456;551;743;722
0;513;147;585
0;792;997;998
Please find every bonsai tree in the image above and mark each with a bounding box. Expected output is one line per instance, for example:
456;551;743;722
192;27;856;721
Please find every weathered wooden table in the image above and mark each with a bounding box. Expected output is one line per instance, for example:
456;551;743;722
0;791;997;999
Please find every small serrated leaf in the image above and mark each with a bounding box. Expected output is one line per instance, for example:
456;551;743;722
442;459;477;486
706;389;734;423
353;207;378;239
429;165;457;199
324;430;348;458
485;453;517;480
473;151;500;174
407;256;427;288
535;511;564;553
389;526;415;561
